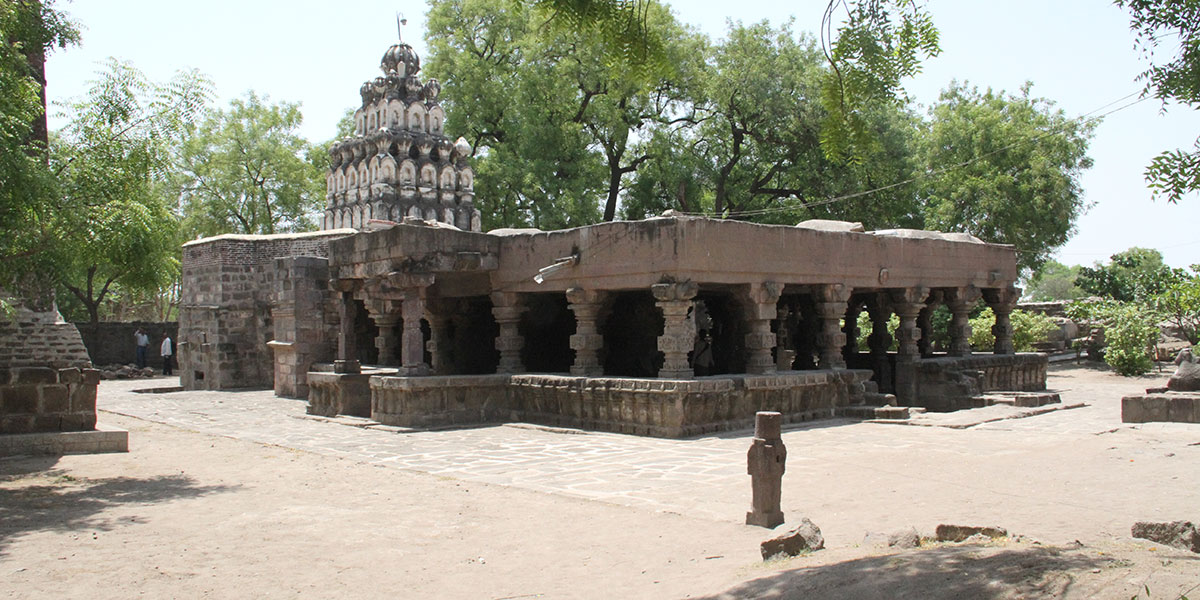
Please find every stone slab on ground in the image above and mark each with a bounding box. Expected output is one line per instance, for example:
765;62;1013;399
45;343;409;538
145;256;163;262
869;401;1086;429
0;423;128;456
1123;393;1200;424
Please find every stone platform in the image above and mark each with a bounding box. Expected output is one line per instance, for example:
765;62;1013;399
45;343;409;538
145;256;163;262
1122;392;1200;424
312;368;876;438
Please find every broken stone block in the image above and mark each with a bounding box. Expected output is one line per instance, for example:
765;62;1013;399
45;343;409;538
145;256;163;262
935;524;1008;543
888;527;921;549
761;517;824;560
1131;521;1200;553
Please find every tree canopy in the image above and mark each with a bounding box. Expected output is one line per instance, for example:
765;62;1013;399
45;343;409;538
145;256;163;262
175;93;325;237
1115;0;1200;202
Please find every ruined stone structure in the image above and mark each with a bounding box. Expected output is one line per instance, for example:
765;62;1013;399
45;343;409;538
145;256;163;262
324;42;480;232
178;41;1049;439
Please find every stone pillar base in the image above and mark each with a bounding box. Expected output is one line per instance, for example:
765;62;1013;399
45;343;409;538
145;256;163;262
333;360;361;374
746;510;785;529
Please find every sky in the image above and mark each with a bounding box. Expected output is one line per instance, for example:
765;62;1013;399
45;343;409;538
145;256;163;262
44;0;1200;270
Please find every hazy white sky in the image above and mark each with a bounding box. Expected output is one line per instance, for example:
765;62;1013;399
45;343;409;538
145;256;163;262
44;0;1200;269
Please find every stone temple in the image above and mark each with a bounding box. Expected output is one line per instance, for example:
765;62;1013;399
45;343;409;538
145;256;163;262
178;42;1049;438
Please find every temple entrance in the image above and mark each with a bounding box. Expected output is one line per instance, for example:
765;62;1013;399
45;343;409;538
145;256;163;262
352;299;380;365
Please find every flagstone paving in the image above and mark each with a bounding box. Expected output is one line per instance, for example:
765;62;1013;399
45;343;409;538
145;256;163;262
95;364;1200;543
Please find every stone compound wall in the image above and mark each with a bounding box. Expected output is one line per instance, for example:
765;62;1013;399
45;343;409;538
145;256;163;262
1;301;98;435
179;230;352;391
366;370;873;438
915;353;1048;411
74;321;178;368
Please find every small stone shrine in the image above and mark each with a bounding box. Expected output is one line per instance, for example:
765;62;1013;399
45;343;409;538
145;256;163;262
178;40;1050;438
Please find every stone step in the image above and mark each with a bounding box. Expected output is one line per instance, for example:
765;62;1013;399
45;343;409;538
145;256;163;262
971;391;1062;408
839;404;912;420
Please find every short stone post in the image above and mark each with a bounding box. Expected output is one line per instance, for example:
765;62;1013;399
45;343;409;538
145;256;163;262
816;284;851;370
566;288;605;377
746;411;786;528
491;292;527;374
651;281;699;378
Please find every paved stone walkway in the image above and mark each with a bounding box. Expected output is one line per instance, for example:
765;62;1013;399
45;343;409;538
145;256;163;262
97;364;1200;544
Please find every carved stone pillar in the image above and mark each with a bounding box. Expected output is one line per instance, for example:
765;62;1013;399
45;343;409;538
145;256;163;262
425;300;455;375
985;285;1020;355
743;282;782;375
333;283;360;374
363;299;400;367
774;305;795;371
842;301;864;364
890;287;928;404
816;284;852;370
947;286;981;357
399;287;429;376
566;288;605;377
651;281;699;379
491;292;527;374
917;290;942;358
868;293;893;358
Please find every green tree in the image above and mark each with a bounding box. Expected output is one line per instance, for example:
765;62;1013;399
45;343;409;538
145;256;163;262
426;0;704;229
1115;0;1200;202
1149;265;1200;344
818;0;939;162
48;60;210;324
176;93;324;237
1076;246;1184;302
1024;260;1086;302
968;307;1058;352
919;82;1096;273
0;0;76;288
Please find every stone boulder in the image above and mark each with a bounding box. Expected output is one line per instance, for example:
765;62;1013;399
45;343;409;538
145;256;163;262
1168;348;1200;392
1132;521;1200;553
761;518;825;560
935;524;1008;543
888;527;922;549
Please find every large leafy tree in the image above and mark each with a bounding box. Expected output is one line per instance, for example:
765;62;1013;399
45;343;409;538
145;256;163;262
49;60;211;323
0;0;76;297
1076;246;1184;302
919;82;1095;273
175;93;325;237
426;0;704;229
1115;0;1200;202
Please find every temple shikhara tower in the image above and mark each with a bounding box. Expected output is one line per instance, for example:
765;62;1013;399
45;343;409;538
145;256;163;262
177;39;1054;439
323;43;480;232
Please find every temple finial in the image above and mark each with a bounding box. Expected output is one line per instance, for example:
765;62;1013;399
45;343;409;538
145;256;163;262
396;12;408;43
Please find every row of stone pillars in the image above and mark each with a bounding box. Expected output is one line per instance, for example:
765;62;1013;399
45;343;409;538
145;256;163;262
332;276;1020;384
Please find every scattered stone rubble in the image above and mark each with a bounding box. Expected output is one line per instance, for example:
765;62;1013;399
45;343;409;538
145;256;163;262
1131;521;1200;553
761;518;825;560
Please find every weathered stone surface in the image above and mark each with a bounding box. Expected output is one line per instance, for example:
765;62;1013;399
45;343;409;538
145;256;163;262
746;412;786;528
761;518;825;560
935;524;1008;542
1168;348;1200;392
888;528;921;549
1123;393;1200;424
1131;521;1200;553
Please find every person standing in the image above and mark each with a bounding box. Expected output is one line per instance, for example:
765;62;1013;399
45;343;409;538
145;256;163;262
134;328;149;368
160;332;174;376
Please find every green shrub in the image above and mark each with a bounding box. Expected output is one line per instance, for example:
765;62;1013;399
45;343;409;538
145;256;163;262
968;308;1058;352
1066;299;1159;376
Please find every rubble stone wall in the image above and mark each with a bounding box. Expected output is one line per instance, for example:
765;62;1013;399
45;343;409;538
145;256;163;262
270;257;337;398
179;231;352;391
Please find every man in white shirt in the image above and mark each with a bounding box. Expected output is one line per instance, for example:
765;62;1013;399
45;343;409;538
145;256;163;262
160;333;174;376
134;328;149;368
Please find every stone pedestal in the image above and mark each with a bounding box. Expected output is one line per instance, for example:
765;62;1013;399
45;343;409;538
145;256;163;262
746;411;786;528
652;281;699;379
491;292;527;374
567;288;605;377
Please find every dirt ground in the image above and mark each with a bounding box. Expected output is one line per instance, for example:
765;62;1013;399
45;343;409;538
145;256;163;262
2;363;1199;599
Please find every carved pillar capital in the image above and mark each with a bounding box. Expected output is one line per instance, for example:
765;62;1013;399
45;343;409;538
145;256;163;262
651;280;699;303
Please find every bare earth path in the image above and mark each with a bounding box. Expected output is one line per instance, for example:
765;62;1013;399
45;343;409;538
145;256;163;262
2;363;1199;599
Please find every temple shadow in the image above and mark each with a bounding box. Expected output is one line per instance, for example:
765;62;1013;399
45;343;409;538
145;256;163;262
0;464;239;558
696;544;1116;600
